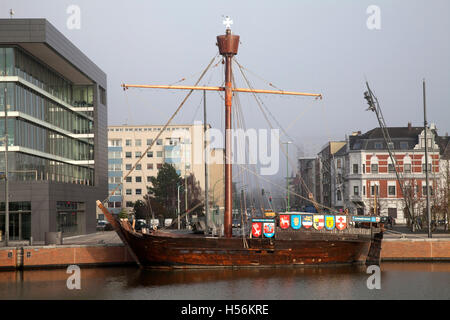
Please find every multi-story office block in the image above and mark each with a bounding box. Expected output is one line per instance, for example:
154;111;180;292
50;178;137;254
0;19;107;241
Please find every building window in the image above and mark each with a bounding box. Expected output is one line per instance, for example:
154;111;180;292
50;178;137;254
353;186;359;196
147;163;153;170
99;86;106;105
147;176;152;183
388;208;397;218
126;139;132;146
157;163;162;169
147;151;153;158
371;185;378;196
404;163;411;173
125;177;132;183
371;164;378;173
126;201;133;208
388;185;396;196
126;189;132;195
125;152;132;158
374;142;383;149
337;190;342;201
126;164;132;170
135;176;142;183
136;189;142;195
422;185;433;196
336;159;341;169
388;164;395;173
157;151;163;157
108;139;122;147
353;164;358;174
156;139;163;145
108;151;122;159
363;186;366;195
400;142;408;150
135;139;141;146
147;139;153;146
362;164;366;174
135;151;142;158
136;164;141;170
422;163;432;173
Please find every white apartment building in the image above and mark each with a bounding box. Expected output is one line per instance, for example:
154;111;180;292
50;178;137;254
106;123;224;213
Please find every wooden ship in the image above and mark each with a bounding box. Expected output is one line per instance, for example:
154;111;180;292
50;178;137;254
97;20;384;268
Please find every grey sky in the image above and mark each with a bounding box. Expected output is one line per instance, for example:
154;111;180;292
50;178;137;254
1;0;449;193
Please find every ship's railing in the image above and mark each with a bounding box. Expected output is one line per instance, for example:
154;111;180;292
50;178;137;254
276;226;373;235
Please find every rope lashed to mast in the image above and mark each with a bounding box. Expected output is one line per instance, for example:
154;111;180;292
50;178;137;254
104;53;220;204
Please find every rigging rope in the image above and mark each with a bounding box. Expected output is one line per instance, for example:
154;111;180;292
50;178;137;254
234;58;321;210
103;53;220;204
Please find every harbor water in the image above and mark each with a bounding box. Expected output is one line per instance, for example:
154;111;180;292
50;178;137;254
0;262;449;300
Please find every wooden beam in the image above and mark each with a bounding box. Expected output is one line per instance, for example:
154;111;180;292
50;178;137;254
122;83;322;98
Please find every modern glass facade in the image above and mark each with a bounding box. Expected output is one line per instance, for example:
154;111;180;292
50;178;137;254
0;18;108;242
0;46;94;185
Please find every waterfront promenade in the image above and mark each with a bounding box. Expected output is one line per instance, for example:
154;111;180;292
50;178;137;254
1;228;449;270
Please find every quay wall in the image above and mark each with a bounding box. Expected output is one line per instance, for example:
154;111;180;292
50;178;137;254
0;244;134;270
1;239;449;269
380;238;450;261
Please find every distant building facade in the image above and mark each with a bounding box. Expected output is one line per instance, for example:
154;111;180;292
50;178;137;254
316;141;346;210
296;157;317;209
297;124;448;224
105;124;224;215
0;19;107;241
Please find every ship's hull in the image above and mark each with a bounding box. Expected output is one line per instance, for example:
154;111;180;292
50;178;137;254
122;230;373;268
97;201;382;268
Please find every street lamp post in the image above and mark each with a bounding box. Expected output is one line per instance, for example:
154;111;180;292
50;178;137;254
282;141;292;212
177;183;181;230
4;86;9;247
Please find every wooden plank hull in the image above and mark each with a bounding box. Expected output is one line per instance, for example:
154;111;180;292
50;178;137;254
96;201;381;268
120;229;374;268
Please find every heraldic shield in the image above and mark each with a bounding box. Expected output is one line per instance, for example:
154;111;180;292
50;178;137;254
336;215;347;230
325;215;335;230
279;215;290;229
291;215;301;229
263;222;275;238
302;214;313;229
313;215;324;230
252;222;262;238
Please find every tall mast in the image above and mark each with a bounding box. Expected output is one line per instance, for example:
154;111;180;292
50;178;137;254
203;89;210;234
118;19;321;238
217;18;239;238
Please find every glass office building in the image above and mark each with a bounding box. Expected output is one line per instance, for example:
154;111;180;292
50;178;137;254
0;19;107;241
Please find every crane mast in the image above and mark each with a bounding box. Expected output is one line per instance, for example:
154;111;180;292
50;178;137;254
363;82;414;225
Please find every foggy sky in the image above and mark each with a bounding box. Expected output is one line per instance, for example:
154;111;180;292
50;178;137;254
1;0;449;194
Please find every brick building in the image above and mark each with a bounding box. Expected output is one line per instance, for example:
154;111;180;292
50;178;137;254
342;123;442;223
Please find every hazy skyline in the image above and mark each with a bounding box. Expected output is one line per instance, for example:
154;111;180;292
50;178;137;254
1;0;449;189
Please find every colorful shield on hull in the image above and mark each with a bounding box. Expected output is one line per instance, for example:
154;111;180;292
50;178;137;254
325;215;335;230
302;215;313;229
263;222;275;238
279;215;290;229
291;215;301;230
336;215;347;230
252;222;262;238
313;215;325;230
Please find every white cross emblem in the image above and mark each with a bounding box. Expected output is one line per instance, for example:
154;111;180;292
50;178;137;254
223;16;233;29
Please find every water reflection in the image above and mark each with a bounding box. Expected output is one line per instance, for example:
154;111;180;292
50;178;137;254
0;262;449;300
